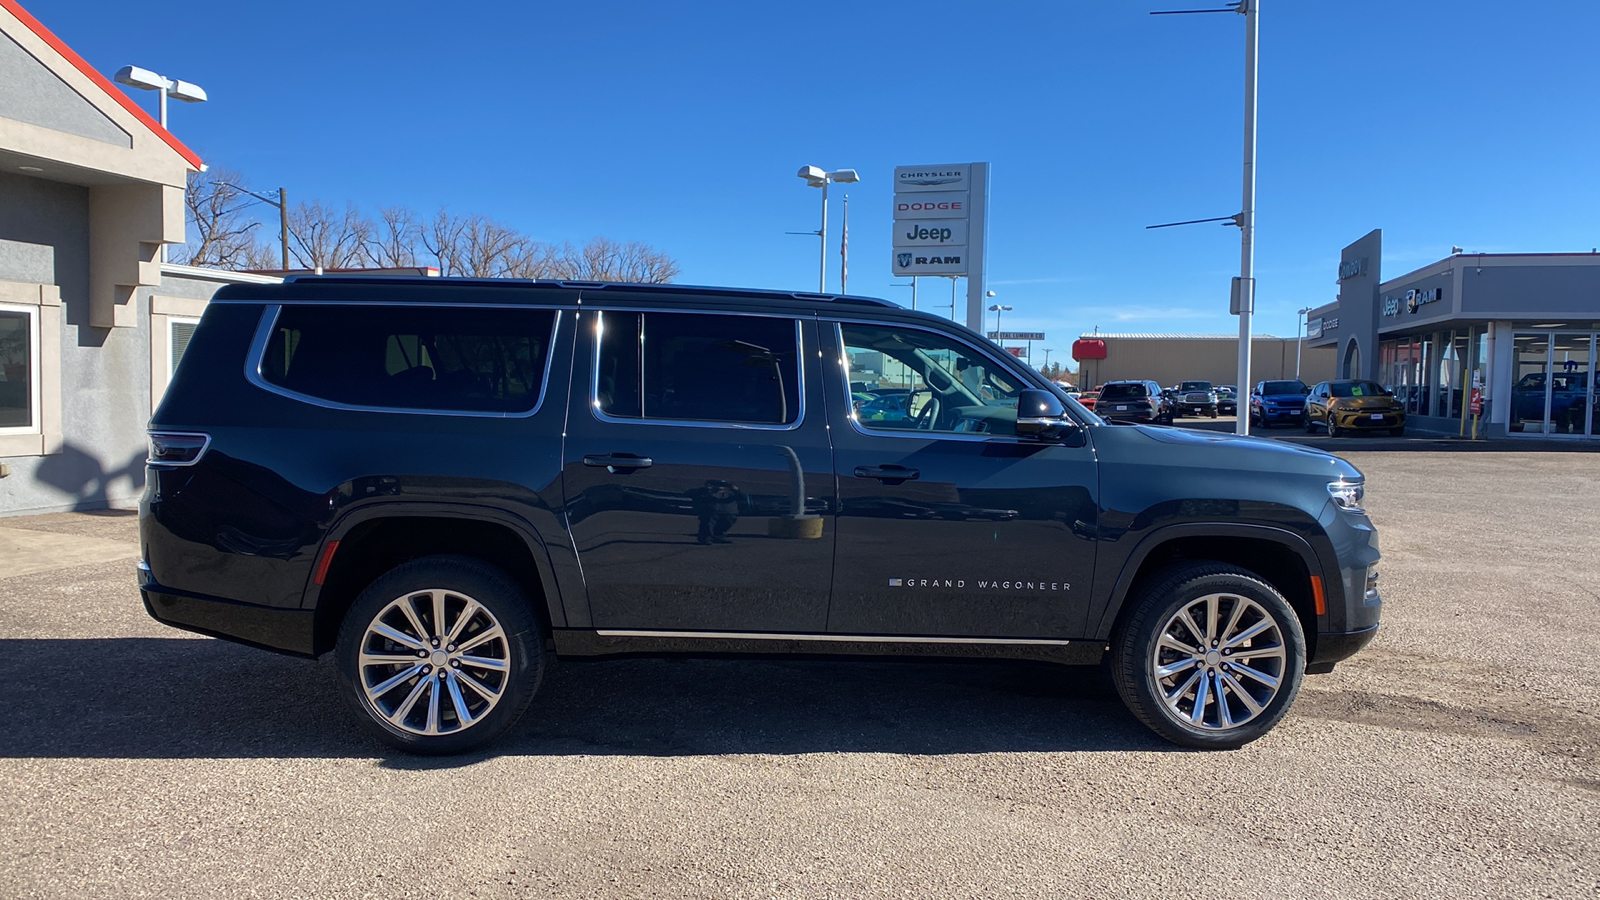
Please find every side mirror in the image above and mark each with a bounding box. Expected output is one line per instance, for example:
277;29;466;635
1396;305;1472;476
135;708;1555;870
1016;389;1078;442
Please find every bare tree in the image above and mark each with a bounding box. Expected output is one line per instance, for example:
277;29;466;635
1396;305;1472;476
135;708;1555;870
178;167;263;269
364;206;420;268
559;236;680;284
288;200;369;270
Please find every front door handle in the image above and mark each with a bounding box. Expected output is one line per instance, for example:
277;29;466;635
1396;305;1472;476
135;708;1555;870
584;454;654;472
854;465;919;483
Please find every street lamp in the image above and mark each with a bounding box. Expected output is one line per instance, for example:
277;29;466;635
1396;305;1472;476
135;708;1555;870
987;298;1012;342
113;65;206;129
1295;306;1312;380
796;166;859;293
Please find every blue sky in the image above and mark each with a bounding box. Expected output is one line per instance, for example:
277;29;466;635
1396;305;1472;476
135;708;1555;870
42;0;1600;371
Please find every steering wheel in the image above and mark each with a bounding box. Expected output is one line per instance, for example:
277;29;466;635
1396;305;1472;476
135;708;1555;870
911;391;942;430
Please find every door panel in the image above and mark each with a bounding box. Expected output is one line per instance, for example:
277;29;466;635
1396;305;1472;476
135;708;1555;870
561;310;835;632
824;320;1098;639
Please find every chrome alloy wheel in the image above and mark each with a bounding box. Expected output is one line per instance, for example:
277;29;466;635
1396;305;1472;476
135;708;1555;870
1150;592;1287;731
357;588;510;737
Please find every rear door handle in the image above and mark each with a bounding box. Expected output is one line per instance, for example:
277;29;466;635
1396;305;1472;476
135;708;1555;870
854;465;919;483
584;454;654;472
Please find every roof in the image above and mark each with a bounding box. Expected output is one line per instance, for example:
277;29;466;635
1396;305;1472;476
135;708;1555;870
1;0;203;170
214;276;906;310
1076;333;1286;340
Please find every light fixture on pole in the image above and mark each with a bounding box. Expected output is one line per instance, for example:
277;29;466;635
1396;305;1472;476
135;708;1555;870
796;166;859;293
987;297;1011;342
113;65;206;129
1295;306;1311;380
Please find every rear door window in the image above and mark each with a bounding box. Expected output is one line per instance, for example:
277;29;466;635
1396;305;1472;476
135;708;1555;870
595;311;800;425
259;304;556;413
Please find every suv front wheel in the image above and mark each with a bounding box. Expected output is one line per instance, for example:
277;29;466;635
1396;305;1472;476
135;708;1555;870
335;555;546;754
1111;563;1306;749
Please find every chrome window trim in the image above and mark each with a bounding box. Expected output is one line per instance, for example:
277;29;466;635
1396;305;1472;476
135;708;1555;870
245;304;561;419
594;629;1073;647
825;318;1083;444
588;308;807;432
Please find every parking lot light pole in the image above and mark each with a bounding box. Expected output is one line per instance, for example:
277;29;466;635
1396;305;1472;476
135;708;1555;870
1296;306;1311;379
113;65;206;129
796;167;859;293
988;298;1011;343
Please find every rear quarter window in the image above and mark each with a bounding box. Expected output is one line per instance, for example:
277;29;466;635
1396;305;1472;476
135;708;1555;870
258;304;556;413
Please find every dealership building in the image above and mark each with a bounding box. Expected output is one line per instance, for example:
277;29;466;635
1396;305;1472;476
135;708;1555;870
1307;230;1600;439
1;0;286;515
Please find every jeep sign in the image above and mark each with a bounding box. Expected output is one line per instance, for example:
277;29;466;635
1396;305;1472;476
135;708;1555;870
893;218;968;248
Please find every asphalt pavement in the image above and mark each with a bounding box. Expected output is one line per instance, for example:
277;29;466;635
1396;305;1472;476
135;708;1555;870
0;437;1596;899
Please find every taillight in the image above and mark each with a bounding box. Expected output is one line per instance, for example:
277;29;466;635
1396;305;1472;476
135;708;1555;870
147;432;211;467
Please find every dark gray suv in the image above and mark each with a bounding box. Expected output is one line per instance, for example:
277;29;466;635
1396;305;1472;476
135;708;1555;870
139;277;1381;754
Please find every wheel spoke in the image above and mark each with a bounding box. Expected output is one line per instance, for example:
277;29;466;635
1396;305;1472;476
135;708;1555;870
1164;669;1202;710
1214;673;1234;729
1221;671;1264;715
454;669;501;700
397;596;430;645
1234;645;1285;663
1232;661;1281;691
425;676;443;734
1204;595;1220;644
1190;670;1212;725
1179;610;1207;646
445;673;475;727
458;654;508;672
446;599;482;645
366;663;424;697
431;590;448;643
360;652;422;667
372;623;425;651
1223;618;1274;649
1220;596;1248;645
388;675;430;725
1156;657;1200;679
1159;634;1200;656
458;625;505;655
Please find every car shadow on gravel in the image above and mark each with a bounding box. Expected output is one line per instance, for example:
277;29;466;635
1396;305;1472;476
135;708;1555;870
0;638;1174;761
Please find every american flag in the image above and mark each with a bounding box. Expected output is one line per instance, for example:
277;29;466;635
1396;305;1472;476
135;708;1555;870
840;194;849;293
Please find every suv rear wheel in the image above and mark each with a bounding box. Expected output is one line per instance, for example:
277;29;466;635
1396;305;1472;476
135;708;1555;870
1111;563;1306;749
335;555;546;754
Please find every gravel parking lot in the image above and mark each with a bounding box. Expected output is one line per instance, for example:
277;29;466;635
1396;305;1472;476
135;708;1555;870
1;439;1596;899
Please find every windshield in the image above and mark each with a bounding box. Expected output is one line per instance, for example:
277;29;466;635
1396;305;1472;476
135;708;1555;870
1329;381;1387;398
1101;383;1148;400
1179;381;1212;392
1262;381;1308;395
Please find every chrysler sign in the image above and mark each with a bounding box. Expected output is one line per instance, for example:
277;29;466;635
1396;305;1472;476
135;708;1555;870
895;165;969;193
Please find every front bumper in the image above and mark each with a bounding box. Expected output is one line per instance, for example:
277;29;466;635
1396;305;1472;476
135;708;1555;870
1331;409;1405;430
1309;623;1379;671
1256;406;1303;422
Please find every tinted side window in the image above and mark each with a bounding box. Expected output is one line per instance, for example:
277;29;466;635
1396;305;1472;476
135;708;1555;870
596;311;799;425
260;304;555;413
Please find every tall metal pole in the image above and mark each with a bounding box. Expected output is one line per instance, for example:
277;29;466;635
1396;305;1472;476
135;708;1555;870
840;194;849;294
818;180;829;293
949;277;958;320
1234;0;1259;436
911;276;918;311
278;187;290;272
1295;307;1306;380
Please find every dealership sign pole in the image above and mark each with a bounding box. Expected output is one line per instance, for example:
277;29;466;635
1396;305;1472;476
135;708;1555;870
892;163;989;331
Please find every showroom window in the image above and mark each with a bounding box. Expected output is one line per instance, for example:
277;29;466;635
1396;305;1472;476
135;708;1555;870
0;304;39;432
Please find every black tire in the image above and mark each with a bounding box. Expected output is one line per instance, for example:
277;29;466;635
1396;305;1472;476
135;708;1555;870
335;555;546;755
1209;409;1218;419
1327;422;1342;437
1389;426;1406;437
1110;563;1306;749
1302;412;1315;434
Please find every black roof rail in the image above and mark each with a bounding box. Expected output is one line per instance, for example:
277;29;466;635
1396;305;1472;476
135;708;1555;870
273;275;901;308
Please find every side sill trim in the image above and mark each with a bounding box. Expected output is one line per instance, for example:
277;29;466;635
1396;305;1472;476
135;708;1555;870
594;629;1073;646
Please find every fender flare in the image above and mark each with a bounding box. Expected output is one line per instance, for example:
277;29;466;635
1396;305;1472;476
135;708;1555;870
303;499;566;629
1091;521;1338;640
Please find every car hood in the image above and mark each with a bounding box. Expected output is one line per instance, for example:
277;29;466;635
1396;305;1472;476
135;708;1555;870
1092;422;1359;479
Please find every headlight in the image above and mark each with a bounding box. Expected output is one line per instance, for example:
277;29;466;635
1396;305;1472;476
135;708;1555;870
1327;479;1365;513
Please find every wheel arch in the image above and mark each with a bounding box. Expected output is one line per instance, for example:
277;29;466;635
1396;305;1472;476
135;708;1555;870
306;503;564;657
1094;523;1334;660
